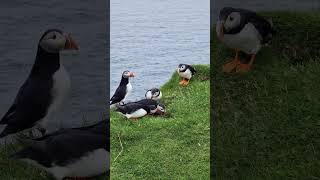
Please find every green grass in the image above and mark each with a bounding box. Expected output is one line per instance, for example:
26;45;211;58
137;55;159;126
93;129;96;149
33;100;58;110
0;139;107;179
212;11;320;179
111;65;210;179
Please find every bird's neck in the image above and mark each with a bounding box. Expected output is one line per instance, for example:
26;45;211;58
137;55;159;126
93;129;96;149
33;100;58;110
120;77;129;85
30;46;60;77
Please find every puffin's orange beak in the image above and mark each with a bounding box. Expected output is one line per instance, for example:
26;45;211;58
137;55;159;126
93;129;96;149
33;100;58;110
129;72;135;77
64;33;79;50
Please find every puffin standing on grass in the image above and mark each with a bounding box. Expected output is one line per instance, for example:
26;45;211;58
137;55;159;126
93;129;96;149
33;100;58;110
0;29;78;138
11;120;109;180
110;70;135;106
145;88;162;100
116;101;165;120
177;64;196;86
216;7;275;73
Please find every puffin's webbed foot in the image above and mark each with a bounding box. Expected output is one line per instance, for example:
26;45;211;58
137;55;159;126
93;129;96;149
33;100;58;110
223;59;240;73
223;50;240;73
235;54;256;73
179;79;186;85
235;63;252;73
182;79;190;86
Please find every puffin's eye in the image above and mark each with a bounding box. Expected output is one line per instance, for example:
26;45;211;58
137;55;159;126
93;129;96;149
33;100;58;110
52;34;57;39
230;17;234;21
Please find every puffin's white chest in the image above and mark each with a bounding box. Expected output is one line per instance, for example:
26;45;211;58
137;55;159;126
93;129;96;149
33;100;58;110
49;149;109;180
125;82;132;99
178;69;192;79
47;65;70;120
125;108;147;119
221;23;262;54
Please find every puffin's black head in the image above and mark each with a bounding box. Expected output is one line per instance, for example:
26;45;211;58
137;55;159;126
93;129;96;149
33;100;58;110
39;29;79;53
217;7;241;38
177;64;188;72
145;88;162;100
156;103;166;114
122;70;135;78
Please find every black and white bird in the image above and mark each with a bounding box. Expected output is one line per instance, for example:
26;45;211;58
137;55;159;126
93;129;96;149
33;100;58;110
11;120;109;180
176;64;196;86
216;7;275;73
145;88;162;100
116;101;165;120
0;29;78;138
110;70;135;106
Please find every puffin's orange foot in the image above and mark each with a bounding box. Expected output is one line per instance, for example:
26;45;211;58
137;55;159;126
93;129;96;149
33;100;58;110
223;59;240;73
179;79;186;85
182;80;190;86
236;63;252;73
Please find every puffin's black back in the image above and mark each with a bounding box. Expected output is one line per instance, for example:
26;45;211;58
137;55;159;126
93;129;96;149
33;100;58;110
11;120;108;167
0;46;60;138
116;103;153;114
110;76;129;105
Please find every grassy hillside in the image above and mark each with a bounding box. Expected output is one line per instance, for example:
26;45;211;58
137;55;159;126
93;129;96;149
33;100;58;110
212;11;320;179
111;65;210;179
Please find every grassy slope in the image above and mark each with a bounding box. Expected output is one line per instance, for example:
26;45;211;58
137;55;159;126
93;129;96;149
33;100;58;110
212;12;320;179
111;65;210;179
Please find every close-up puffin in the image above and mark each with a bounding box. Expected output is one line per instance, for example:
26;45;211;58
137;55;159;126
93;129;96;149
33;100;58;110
0;29;78;138
176;64;196;86
216;7;275;73
11;120;109;180
116;102;165;120
110;70;135;106
145;88;162;100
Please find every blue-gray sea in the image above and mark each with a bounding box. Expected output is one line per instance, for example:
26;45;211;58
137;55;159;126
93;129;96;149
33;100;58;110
111;0;210;101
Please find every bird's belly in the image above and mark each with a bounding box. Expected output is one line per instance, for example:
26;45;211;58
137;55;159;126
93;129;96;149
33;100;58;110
125;109;147;119
222;23;262;54
179;69;192;79
44;66;71;126
48;149;109;179
124;83;132;101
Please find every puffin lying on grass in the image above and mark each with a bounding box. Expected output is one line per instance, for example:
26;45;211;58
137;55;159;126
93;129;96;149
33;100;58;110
0;29;78;138
11;120;109;180
216;7;275;73
110;70;135;106
177;64;196;86
116;100;165;120
145;88;162;100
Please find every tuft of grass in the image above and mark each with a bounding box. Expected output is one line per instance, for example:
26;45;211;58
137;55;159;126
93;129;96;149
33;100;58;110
111;65;210;179
212;11;320;179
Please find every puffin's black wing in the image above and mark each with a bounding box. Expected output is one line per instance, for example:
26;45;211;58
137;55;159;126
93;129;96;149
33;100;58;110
110;85;126;105
116;103;150;114
248;15;274;43
188;65;196;75
0;78;52;138
34;120;108;141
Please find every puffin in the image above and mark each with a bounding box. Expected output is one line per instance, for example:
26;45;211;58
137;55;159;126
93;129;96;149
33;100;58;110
145;88;162;100
0;29;78;138
216;7;275;73
11;120;109;180
115;102;165;120
176;64;196;86
110;70;135;106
